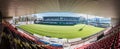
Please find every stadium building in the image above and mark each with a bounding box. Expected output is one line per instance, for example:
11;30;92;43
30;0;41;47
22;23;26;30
34;16;81;25
1;0;120;49
88;17;111;28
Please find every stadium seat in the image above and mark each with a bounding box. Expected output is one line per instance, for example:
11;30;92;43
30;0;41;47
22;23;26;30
1;21;63;49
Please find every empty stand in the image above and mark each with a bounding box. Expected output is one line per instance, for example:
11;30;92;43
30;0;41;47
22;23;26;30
78;24;120;49
1;21;63;49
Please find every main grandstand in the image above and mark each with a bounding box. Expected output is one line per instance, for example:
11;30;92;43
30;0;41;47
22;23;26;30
34;16;81;25
0;0;120;49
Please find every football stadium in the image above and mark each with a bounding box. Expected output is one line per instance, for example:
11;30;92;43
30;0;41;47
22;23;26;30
1;0;120;49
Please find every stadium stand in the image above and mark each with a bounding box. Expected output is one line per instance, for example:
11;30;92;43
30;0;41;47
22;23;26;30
76;24;120;49
0;20;63;49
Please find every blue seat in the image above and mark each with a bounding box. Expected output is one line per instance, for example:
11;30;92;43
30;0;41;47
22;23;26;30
38;40;50;44
50;44;63;47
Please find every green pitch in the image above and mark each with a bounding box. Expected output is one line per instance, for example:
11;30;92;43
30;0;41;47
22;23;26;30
18;24;104;39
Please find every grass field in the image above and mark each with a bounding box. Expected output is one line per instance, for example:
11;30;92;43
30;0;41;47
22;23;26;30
18;24;104;39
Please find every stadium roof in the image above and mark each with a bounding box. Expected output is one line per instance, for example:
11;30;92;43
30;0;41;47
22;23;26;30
0;0;120;18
